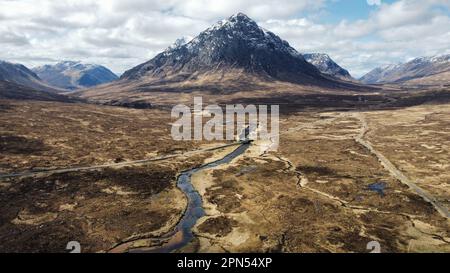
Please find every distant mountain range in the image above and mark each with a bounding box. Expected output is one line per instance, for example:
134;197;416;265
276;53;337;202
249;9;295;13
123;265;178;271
0;60;58;92
33;61;118;90
360;54;450;85
2;13;448;105
303;53;353;81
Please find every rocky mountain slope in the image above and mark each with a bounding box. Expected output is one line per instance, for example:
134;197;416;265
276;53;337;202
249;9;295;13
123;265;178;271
303;53;353;81
0;60;58;92
76;13;371;106
119;13;351;89
360;54;450;85
33;61;118;90
0;80;74;102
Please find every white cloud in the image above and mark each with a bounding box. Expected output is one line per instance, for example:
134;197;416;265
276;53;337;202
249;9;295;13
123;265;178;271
261;0;450;77
367;0;381;6
0;0;448;78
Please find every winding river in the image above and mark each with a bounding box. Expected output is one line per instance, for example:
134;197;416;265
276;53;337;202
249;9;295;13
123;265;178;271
132;142;251;253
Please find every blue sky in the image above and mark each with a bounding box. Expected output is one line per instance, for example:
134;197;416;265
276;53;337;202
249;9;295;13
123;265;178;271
0;0;449;77
322;0;397;23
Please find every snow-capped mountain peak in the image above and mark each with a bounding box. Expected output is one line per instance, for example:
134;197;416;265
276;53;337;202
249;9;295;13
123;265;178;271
33;61;118;90
120;12;326;85
303;53;353;80
207;12;258;32
360;54;450;84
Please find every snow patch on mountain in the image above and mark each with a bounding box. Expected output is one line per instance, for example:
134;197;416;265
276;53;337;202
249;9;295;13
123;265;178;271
360;54;450;84
303;53;353;80
33;61;118;90
120;12;326;86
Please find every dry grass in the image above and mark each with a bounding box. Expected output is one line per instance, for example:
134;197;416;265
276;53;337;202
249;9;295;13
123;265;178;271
0;90;449;253
188;105;449;253
0;100;225;173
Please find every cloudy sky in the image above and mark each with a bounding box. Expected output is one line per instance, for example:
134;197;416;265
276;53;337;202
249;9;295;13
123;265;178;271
0;0;449;77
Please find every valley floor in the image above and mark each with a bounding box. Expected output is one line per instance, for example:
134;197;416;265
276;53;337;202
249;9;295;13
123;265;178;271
187;103;449;253
0;98;448;252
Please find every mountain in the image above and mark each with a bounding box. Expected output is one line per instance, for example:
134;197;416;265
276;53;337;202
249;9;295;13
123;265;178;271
303;53;353;81
0;80;75;102
0;60;58;92
33;61;118;90
360;54;450;85
76;13;370;105
119;13;349;89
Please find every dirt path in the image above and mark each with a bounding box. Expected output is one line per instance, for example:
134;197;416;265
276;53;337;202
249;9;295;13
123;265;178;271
351;112;450;219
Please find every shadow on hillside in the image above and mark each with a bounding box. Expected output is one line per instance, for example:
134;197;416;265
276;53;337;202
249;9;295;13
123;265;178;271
0;135;48;155
0;103;13;113
224;89;450;114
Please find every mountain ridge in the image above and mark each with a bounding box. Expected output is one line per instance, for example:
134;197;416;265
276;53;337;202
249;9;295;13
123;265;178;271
33;61;118;90
119;13;349;88
75;13;374;106
360;54;450;85
303;53;353;81
0;60;60;92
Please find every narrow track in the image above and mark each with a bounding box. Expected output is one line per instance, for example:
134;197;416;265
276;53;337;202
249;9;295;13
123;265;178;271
351;112;450;219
